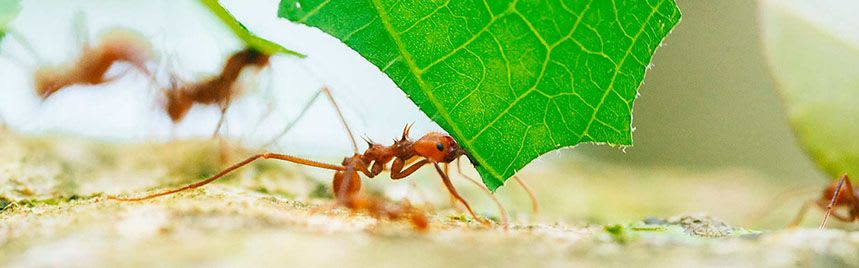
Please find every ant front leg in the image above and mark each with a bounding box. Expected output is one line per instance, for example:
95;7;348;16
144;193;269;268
431;162;487;225
820;174;855;229
212;99;232;138
454;160;509;226
390;158;429;180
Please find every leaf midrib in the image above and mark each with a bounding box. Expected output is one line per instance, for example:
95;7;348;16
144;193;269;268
368;0;505;182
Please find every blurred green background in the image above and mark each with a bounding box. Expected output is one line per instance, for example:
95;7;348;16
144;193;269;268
581;0;823;183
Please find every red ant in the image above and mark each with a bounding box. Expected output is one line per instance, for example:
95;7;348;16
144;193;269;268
258;87;541;226
162;47;270;137
20;28;154;99
789;174;858;229
110;86;541;230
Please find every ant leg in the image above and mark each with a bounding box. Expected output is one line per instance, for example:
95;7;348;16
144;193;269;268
5;30;42;65
744;184;821;227
456;159;508;226
211;100;232;138
787;200;814;228
109;152;344;201
820;174;850;229
101;68;132;84
265;86;359;152
390;159;429;179
212;106;227;138
71;11;90;50
431;162;488;225
444;163;463;212
242;67;277;144
261;89;323;147
511;175;540;215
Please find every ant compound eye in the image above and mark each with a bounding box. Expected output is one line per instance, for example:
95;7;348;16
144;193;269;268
436;143;444;151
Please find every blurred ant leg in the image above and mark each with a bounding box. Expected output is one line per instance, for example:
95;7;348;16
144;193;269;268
100;68;133;84
5;30;42;64
261;89;323;147
109;152;345;201
820;174;850;229
431;162;487;225
242;67;278;144
455;159;509;226
787;200;815;227
512;175;540;215
71;11;90;50
407;181;436;213
211;99;232;138
745;184;820;227
262;86;359;154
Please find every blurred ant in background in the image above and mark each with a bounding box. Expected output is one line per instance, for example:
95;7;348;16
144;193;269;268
3;13;154;100
161;47;271;137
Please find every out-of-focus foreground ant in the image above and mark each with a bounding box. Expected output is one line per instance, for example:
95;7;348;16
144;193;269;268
110;87;539;230
162;47;271;136
789;174;858;229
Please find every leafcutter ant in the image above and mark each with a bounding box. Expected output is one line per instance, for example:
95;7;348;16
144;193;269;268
2;11;154;100
110;86;539;230
161;47;270;137
789;174;858;229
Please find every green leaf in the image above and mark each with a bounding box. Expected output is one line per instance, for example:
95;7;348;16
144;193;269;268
278;0;680;190
0;0;21;44
199;0;303;57
761;0;859;179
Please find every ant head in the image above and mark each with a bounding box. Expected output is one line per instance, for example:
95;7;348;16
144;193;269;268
237;48;270;68
163;89;192;122
413;132;468;164
33;67;64;99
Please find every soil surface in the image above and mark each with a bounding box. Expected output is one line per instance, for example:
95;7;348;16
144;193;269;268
0;129;856;267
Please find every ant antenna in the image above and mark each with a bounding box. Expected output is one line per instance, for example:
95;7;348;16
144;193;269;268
321;87;359;154
454;159;509;227
820;174;848;229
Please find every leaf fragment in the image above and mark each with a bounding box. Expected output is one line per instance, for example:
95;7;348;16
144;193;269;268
279;0;680;190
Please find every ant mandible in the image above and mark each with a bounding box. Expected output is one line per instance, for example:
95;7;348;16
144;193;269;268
789;174;858;229
111;87;492;230
162;47;271;137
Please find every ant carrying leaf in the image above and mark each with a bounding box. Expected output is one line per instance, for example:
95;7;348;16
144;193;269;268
5;13;153;100
111;86;540;230
161;47;271;137
789;174;858;229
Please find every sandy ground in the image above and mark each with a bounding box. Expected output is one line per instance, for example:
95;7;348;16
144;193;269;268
0;129;857;267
